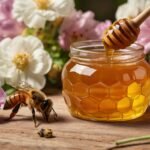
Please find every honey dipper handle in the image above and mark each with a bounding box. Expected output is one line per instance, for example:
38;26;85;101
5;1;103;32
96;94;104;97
132;7;150;27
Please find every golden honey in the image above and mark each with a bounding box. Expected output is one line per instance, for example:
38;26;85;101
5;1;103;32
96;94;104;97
62;40;150;121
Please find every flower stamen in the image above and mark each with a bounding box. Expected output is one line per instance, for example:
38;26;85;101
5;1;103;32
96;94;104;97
13;53;30;71
34;0;49;10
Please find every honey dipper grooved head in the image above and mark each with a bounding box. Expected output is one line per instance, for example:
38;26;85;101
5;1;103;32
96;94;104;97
102;18;140;50
102;7;150;50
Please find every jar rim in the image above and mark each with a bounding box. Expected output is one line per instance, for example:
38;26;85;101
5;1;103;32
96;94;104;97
70;40;144;64
70;40;144;54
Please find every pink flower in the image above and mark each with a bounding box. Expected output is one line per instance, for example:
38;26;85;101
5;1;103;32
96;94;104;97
59;10;111;50
0;88;6;109
0;0;24;40
137;18;150;54
94;20;112;39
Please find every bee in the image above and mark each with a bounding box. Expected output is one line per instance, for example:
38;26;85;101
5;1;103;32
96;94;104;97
38;128;53;138
3;88;57;127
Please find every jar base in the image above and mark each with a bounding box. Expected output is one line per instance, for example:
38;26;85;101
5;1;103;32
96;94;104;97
69;108;147;122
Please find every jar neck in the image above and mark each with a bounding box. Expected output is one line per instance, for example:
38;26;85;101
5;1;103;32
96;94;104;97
70;40;144;64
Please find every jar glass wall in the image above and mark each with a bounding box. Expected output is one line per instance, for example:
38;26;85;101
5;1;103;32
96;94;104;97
62;40;150;121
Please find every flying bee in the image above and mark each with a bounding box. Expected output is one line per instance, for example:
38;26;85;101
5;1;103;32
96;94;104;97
3;88;57;127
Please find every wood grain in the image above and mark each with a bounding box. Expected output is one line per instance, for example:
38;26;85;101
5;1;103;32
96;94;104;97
1;94;150;150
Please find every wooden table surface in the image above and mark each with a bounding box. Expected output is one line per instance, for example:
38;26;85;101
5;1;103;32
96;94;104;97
1;94;150;150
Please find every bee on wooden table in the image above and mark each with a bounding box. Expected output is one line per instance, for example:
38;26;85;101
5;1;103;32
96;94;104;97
3;88;57;127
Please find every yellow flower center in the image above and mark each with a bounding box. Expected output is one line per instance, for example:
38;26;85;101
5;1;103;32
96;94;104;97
34;0;49;10
13;53;30;71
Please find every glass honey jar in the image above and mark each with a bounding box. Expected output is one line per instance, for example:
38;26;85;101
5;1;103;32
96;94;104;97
62;40;150;121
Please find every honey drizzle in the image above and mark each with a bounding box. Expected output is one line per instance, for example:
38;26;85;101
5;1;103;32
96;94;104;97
104;42;115;63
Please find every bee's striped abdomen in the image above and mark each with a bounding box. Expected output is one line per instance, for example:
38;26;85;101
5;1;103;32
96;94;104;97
3;91;26;110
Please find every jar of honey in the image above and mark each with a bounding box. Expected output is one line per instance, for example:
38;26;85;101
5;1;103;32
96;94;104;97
62;40;150;121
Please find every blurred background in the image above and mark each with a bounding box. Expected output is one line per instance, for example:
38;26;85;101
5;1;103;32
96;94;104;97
75;0;127;20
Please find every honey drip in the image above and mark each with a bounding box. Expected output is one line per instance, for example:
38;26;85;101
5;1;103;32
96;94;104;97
104;43;115;63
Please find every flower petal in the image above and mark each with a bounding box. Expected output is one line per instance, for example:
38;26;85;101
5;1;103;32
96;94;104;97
59;10;111;50
38;10;57;21
24;12;46;28
115;0;150;19
51;0;75;16
5;68;22;87
29;49;52;75
0;38;11;50
8;36;27;57
0;63;7;84
0;78;4;87
25;72;46;89
13;0;36;21
1;36;35;61
24;36;44;54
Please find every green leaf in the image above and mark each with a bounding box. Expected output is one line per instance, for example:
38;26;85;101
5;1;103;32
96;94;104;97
2;84;16;95
6;88;16;96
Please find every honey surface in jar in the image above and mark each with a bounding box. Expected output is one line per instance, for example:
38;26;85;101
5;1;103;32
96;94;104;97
62;58;150;121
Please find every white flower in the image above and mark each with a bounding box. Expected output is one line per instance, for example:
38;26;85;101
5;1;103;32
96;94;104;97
0;50;7;86
0;36;52;89
116;0;150;19
13;0;75;28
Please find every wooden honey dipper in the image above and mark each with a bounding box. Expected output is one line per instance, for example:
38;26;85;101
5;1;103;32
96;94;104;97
102;7;150;50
